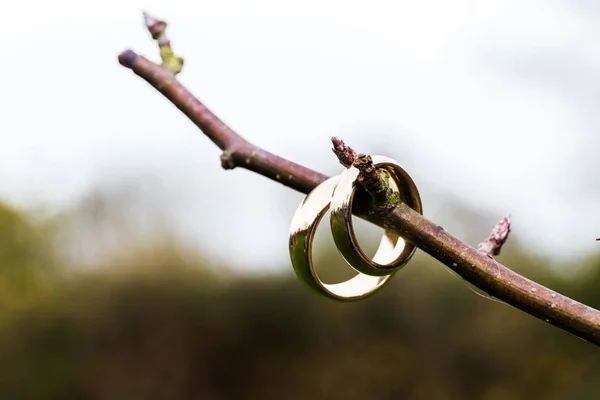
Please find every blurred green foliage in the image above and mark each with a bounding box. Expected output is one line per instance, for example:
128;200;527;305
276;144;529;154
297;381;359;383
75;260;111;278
0;202;55;307
0;200;599;399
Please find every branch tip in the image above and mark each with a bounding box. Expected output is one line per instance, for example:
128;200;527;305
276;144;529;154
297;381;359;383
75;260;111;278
118;50;138;68
331;137;356;168
478;215;512;257
143;12;167;42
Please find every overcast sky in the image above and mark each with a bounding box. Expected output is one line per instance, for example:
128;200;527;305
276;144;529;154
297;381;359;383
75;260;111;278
2;0;600;271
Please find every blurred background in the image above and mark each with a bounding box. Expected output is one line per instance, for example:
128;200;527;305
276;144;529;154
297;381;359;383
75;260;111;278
2;0;600;398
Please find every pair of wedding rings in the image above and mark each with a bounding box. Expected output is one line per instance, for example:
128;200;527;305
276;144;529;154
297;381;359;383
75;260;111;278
289;155;423;301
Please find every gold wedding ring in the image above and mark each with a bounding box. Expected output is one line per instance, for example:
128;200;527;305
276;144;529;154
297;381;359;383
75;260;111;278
289;177;391;300
288;155;422;301
330;155;423;276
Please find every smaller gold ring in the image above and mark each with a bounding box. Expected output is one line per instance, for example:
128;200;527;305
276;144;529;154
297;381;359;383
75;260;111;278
329;155;423;276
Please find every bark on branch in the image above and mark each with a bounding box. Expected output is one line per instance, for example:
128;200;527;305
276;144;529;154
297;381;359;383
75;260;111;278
117;14;600;346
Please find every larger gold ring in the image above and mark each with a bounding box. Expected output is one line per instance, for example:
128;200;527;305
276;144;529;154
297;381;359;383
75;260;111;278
288;176;392;301
329;155;423;276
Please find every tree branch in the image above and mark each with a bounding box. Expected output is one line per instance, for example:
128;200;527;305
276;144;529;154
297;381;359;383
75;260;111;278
117;50;326;194
117;15;600;346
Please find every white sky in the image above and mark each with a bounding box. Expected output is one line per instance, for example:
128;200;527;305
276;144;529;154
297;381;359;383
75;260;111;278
2;0;600;270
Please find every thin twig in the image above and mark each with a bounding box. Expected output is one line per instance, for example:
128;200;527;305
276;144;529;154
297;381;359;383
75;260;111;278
117;16;600;345
478;215;512;258
331;136;356;168
143;12;184;75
